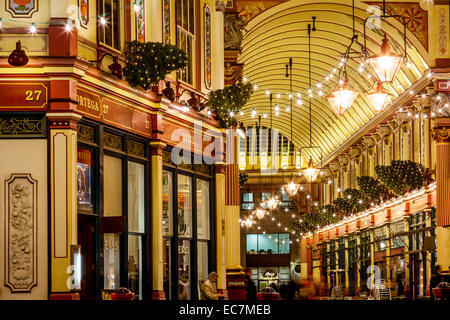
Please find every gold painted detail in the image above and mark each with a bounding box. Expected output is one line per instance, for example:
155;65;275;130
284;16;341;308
0;117;43;137
432;127;450;143
77;124;95;143
163;149;173;165
103;132;123;151
127;140;145;158
5;174;38;292
196;163;211;176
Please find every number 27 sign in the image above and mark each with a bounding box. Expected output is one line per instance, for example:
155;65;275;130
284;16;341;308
0;82;48;110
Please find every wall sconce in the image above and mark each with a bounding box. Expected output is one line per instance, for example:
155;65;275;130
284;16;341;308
90;52;123;79
8;41;29;67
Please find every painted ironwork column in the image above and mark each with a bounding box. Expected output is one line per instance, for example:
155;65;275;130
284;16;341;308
150;141;166;300
432;120;450;270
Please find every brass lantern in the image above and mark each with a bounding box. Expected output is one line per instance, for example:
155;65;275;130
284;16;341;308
366;34;403;83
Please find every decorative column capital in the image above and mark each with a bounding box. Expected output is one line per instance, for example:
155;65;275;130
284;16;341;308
214;162;228;174
150;140;167;156
432;126;450;143
362;135;374;148
47;111;82;130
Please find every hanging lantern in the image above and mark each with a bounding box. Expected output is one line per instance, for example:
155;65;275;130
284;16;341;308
301;157;320;183
367;34;403;83
283;180;300;197
254;208;267;219
367;81;392;112
266;196;280;211
332;77;359;112
328;94;344;115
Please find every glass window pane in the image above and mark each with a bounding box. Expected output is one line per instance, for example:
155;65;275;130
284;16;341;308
197;242;208;283
246;234;257;254
178;175;192;238
128;162;145;233
77;148;93;210
257;234;278;254
104;155;122;216
196;179;210;240
178;240;191;299
163;171;173;236
243;193;253;202
104;233;120;290
128;235;142;299
279;234;290;254
163;239;171;300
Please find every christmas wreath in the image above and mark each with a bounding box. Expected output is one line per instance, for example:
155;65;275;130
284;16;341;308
207;82;253;128
123;41;188;90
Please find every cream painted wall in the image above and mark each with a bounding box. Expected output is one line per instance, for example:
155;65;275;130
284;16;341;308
0;139;48;300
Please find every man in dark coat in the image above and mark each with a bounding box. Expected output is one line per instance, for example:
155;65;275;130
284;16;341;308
245;268;257;301
430;265;443;300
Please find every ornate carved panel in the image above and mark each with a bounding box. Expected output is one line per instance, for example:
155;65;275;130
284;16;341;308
103;132;123;151
0;116;45;137
78;0;89;28
127;140;145;158
4;174;38;292
77;124;95;144
6;0;39;18
162;0;171;44
204;5;212;89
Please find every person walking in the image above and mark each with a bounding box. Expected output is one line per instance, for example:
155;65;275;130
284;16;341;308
244;268;257;301
430;265;443;300
200;271;223;300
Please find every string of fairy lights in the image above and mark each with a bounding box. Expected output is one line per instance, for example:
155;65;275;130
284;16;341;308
236;53;421;121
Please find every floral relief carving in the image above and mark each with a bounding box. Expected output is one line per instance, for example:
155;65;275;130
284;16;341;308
5;174;38;292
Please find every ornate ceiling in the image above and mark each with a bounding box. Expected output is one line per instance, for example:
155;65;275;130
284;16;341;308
236;0;431;163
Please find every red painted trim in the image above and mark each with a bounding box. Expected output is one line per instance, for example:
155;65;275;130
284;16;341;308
125;0;131;43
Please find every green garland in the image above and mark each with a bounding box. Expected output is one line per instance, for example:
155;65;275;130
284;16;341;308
123;40;188;90
287;161;427;237
375;160;425;196
207;82;253;128
356;176;387;204
239;172;249;187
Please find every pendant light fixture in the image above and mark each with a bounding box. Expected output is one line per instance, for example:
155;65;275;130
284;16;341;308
300;18;322;184
366;33;403;83
363;0;407;83
282;57;301;197
367;81;391;112
265;93;280;211
332;76;359;112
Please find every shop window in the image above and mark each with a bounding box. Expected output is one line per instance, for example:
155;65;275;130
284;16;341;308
99;0;122;51
176;0;195;84
246;234;257;254
178;240;191;299
77;148;93;212
258;234;279;254
178;175;192;238
103;155;123;290
127;161;145;299
163;239;171;300
197;242;208;283
278;234;290;254
196;179;210;240
163;171;173;236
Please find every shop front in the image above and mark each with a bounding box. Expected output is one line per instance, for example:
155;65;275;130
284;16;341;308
162;148;216;300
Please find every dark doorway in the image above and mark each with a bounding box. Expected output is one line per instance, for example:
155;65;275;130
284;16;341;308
78;214;97;299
